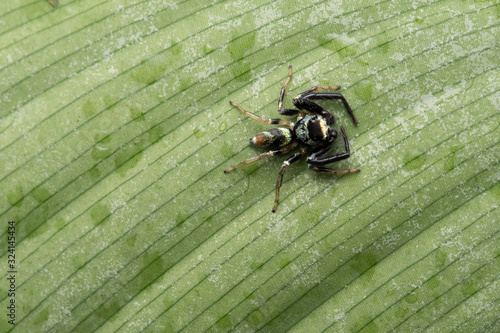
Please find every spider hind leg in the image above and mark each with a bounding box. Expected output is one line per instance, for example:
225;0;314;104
277;65;301;116
224;142;297;174
273;146;308;213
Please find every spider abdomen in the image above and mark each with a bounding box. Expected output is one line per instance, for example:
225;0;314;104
250;127;293;148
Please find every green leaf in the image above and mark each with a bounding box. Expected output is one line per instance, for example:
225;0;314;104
1;0;498;332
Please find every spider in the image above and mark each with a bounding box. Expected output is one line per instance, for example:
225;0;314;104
224;65;360;213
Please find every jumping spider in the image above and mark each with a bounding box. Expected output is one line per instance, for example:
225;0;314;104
224;65;360;213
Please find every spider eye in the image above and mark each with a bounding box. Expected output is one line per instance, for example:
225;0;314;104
329;128;337;140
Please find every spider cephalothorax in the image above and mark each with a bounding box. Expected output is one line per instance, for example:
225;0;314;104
294;114;335;146
224;65;360;212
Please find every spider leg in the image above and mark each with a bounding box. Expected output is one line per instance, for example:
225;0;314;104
229;101;293;128
303;85;341;93
273;146;308;213
307;126;360;174
278;65;301;116
224;142;298;173
292;97;336;125
308;166;360;174
293;90;358;126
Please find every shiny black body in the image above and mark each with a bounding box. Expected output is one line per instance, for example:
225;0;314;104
224;65;360;212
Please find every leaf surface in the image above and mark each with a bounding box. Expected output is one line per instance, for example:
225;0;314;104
0;0;498;332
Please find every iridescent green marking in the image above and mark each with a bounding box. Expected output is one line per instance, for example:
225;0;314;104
250;128;292;148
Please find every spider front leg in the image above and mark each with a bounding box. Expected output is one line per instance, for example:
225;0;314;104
308;165;360;174
293;88;358;125
229;101;293;128
273;146;308;213
303;85;341;93
307;126;360;174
